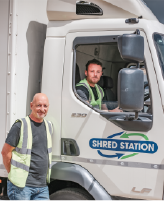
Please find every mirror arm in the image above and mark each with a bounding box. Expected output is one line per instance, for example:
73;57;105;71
134;29;140;35
135;29;141;69
135;111;139;120
125;111;139;121
137;62;140;68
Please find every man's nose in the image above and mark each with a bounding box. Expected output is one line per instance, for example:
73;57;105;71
40;106;45;111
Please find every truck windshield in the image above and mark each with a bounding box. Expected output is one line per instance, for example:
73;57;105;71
154;33;164;77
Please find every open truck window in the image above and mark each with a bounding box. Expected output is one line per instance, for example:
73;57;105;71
73;36;152;115
75;42;125;111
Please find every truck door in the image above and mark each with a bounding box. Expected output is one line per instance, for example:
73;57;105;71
61;30;164;199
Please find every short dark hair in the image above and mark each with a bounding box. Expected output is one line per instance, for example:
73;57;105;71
86;59;102;71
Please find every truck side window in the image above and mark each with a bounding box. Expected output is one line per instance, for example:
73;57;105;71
74;38;152;115
154;33;164;78
74;42;127;112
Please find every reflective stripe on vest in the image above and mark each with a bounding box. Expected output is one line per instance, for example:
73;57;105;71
15;147;31;155
11;159;29;172
48;147;52;153
8;116;53;188
76;78;104;109
47;121;53;136
97;84;104;100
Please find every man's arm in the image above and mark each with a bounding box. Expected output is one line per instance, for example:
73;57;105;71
101;103;123;112
76;86;90;103
1;121;21;173
1;143;15;173
109;107;123;112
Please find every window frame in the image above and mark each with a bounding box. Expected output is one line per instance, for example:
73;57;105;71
72;34;153;132
153;32;164;79
72;35;152;116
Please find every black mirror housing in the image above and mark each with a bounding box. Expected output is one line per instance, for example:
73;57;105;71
118;33;144;63
118;68;144;112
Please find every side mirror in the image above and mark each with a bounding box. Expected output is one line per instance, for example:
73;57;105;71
118;68;144;118
118;31;144;63
100;68;152;131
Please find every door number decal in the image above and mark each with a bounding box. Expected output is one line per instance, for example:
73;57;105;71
71;113;87;117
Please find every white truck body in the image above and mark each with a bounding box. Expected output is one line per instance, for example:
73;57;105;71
0;0;48;176
1;0;164;200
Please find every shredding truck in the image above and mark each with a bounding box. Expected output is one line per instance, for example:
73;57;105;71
1;0;164;200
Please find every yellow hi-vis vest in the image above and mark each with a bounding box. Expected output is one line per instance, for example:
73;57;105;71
76;78;104;110
8;116;53;188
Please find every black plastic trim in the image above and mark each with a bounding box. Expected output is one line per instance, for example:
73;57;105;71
125;18;139;24
100;112;153;132
61;138;80;156
76;2;103;16
73;35;118;49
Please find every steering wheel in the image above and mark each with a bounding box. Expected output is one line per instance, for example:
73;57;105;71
144;82;150;101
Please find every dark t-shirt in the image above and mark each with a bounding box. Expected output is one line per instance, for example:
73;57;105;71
76;85;99;101
5;117;48;187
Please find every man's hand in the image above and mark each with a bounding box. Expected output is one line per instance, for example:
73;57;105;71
109;107;123;113
101;104;123;112
1;143;15;173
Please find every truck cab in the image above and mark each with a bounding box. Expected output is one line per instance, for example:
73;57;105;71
41;0;164;200
1;0;164;199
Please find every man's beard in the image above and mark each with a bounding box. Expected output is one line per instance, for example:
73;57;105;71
87;77;99;84
37;113;46;119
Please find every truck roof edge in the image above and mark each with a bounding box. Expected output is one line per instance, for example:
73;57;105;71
47;0;158;21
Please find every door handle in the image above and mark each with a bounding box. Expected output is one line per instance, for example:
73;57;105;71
61;138;80;156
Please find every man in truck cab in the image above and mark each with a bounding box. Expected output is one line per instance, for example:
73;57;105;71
76;59;122;112
1;93;53;200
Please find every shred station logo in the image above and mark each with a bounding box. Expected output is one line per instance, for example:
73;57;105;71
89;132;158;159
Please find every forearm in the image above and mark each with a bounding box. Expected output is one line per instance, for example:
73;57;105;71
101;104;123;112
2;153;12;173
1;143;14;173
101;103;108;111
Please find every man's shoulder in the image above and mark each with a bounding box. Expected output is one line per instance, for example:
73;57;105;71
12;120;22;129
9;117;29;132
76;85;89;101
44;119;53;131
76;84;88;91
44;119;53;125
76;85;89;95
5;121;22;147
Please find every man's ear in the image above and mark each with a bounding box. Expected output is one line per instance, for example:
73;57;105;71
30;102;33;110
85;70;88;77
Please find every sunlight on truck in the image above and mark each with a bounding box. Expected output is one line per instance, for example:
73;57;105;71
1;0;164;200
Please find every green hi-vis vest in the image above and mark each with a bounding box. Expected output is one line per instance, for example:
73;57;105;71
76;78;104;109
8;116;53;188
